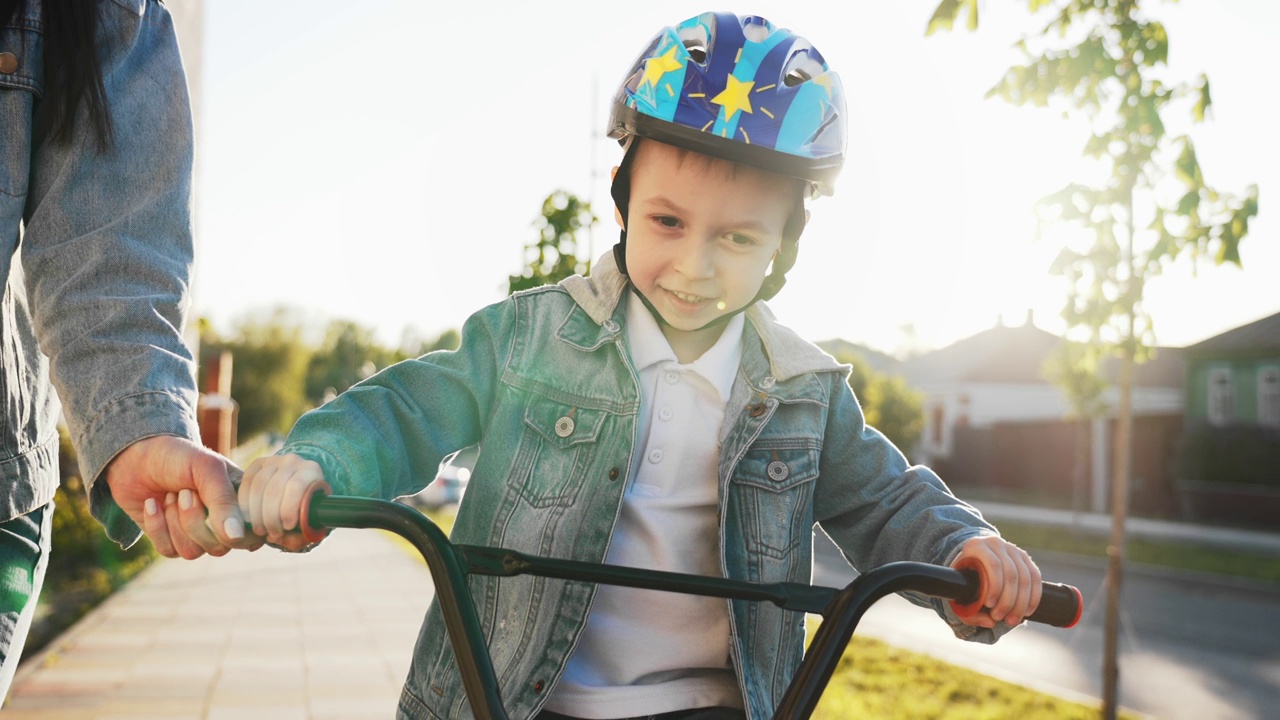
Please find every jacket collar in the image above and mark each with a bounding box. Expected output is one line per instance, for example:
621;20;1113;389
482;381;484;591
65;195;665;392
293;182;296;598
559;253;845;384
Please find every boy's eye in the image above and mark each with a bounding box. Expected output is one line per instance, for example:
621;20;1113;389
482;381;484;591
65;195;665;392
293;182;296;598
653;215;681;229
728;233;757;247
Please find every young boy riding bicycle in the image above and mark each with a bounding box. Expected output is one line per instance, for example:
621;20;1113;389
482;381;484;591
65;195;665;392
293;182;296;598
240;11;1042;720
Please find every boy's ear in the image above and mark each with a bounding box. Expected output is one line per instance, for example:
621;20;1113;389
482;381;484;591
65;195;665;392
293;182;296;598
611;165;625;229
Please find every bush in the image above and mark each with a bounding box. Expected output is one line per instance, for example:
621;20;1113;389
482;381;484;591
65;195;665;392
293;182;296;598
22;429;157;660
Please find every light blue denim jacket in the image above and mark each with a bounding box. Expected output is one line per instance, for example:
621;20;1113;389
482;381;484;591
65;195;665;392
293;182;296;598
282;253;1005;720
1;0;199;545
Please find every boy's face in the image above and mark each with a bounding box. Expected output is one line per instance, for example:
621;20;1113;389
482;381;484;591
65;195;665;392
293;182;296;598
622;140;794;356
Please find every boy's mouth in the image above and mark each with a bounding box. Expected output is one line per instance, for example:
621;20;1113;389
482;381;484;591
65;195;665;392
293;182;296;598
668;288;710;305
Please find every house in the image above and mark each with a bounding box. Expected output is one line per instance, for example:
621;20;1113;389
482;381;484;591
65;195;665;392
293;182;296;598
1182;310;1280;429
1175;310;1280;526
898;313;1185;516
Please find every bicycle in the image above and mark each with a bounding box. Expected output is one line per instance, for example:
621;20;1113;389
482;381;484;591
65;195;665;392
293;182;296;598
299;492;1084;720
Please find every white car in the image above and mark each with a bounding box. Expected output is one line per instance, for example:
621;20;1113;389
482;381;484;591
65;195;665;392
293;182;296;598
409;446;476;510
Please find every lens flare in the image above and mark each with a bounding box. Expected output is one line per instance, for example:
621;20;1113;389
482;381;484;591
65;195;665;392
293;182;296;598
716;300;727;311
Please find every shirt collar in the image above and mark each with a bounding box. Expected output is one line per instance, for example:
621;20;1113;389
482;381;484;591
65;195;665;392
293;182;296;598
625;290;744;403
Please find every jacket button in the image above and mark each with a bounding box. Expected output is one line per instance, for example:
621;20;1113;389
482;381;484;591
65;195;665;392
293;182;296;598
608;467;620;481
554;416;575;437
767;460;789;482
0;52;18;74
747;402;766;417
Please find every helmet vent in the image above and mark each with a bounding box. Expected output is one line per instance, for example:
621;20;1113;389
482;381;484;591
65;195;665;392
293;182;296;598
782;48;824;87
678;25;710;63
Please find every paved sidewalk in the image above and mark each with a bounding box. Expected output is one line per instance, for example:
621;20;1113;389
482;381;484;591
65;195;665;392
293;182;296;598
5;528;433;719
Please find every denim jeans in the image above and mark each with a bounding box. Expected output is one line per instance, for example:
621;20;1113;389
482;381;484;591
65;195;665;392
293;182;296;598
0;501;51;704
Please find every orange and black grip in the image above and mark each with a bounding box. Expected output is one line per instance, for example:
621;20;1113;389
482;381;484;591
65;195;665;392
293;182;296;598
950;558;1084;629
296;480;333;544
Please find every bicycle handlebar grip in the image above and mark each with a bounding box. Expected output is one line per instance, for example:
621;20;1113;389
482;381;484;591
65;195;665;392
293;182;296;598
1029;581;1084;628
297;482;333;543
950;558;1083;629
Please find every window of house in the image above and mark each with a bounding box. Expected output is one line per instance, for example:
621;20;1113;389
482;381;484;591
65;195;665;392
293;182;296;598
931;404;945;447
1259;366;1280;428
1207;367;1234;426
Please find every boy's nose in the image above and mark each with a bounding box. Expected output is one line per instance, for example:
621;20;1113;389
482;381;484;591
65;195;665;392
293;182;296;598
675;238;717;279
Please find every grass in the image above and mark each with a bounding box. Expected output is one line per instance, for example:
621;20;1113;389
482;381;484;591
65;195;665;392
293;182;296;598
807;627;1135;719
994;520;1280;585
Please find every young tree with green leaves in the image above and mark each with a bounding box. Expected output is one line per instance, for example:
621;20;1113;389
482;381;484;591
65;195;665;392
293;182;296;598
508;190;596;294
929;2;1258;716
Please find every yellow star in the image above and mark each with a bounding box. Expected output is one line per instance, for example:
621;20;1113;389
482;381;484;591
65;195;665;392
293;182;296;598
711;74;755;121
641;45;683;88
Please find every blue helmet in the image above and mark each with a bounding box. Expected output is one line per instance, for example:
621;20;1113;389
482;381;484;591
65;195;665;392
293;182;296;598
607;11;847;198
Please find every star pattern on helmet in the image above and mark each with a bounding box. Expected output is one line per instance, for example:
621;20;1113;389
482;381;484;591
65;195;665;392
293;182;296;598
711;74;755;122
641;45;684;88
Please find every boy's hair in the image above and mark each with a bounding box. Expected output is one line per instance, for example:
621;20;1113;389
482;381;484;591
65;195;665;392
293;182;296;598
604;11;845;303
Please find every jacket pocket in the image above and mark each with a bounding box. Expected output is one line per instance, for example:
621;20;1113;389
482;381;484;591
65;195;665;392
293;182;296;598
513;394;608;508
734;443;819;559
0;20;41;200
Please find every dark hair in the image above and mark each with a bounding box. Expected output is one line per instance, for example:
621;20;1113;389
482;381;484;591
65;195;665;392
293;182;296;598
2;0;112;150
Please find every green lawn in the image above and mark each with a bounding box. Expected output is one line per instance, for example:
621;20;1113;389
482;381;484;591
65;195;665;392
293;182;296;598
807;628;1131;719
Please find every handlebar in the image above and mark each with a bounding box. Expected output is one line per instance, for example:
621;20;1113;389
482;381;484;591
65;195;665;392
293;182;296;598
303;493;1082;720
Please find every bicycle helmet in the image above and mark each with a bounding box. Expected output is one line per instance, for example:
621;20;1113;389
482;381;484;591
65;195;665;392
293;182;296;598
608;11;847;304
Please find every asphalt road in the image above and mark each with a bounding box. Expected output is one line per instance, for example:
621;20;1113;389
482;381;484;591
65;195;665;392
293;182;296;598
812;532;1280;720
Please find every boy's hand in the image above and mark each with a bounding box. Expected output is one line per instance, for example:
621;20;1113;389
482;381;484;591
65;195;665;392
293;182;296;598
239;453;331;552
950;535;1042;628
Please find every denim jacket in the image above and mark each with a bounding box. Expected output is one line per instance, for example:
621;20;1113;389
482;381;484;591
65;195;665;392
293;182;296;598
283;253;1004;720
1;0;199;545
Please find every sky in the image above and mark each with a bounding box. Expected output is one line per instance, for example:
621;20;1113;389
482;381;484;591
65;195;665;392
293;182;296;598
191;1;1279;357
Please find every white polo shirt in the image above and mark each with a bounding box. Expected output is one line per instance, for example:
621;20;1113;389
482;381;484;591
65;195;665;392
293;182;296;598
545;292;745;717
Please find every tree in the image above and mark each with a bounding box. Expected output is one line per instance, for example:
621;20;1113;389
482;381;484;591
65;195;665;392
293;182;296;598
508;190;596;294
928;2;1258;716
305;319;400;405
835;351;925;454
200;309;314;440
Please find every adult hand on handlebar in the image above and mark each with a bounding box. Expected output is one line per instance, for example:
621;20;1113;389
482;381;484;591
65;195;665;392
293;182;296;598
239;453;332;552
106;435;264;559
950;535;1043;628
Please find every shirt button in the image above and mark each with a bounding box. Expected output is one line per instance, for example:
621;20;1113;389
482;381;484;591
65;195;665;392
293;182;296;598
761;376;776;390
648;449;664;464
665;371;680;385
659;407;672;421
0;52;18;74
602;319;620;333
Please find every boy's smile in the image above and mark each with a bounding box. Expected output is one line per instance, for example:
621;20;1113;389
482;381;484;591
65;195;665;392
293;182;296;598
621;140;796;362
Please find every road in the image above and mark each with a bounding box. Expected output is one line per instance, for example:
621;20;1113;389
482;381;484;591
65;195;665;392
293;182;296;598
812;533;1280;719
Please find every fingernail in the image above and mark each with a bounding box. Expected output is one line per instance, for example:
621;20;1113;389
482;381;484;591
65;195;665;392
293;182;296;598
145;498;158;516
179;489;193;511
224;516;245;540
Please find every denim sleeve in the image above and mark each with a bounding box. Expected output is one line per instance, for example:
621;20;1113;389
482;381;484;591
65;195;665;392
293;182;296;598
281;297;515;502
21;0;198;546
812;375;1012;643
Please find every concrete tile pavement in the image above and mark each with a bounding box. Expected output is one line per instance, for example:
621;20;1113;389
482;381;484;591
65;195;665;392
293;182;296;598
6;527;434;719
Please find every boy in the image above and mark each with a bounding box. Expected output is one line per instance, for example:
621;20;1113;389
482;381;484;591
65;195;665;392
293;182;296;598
240;12;1041;720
